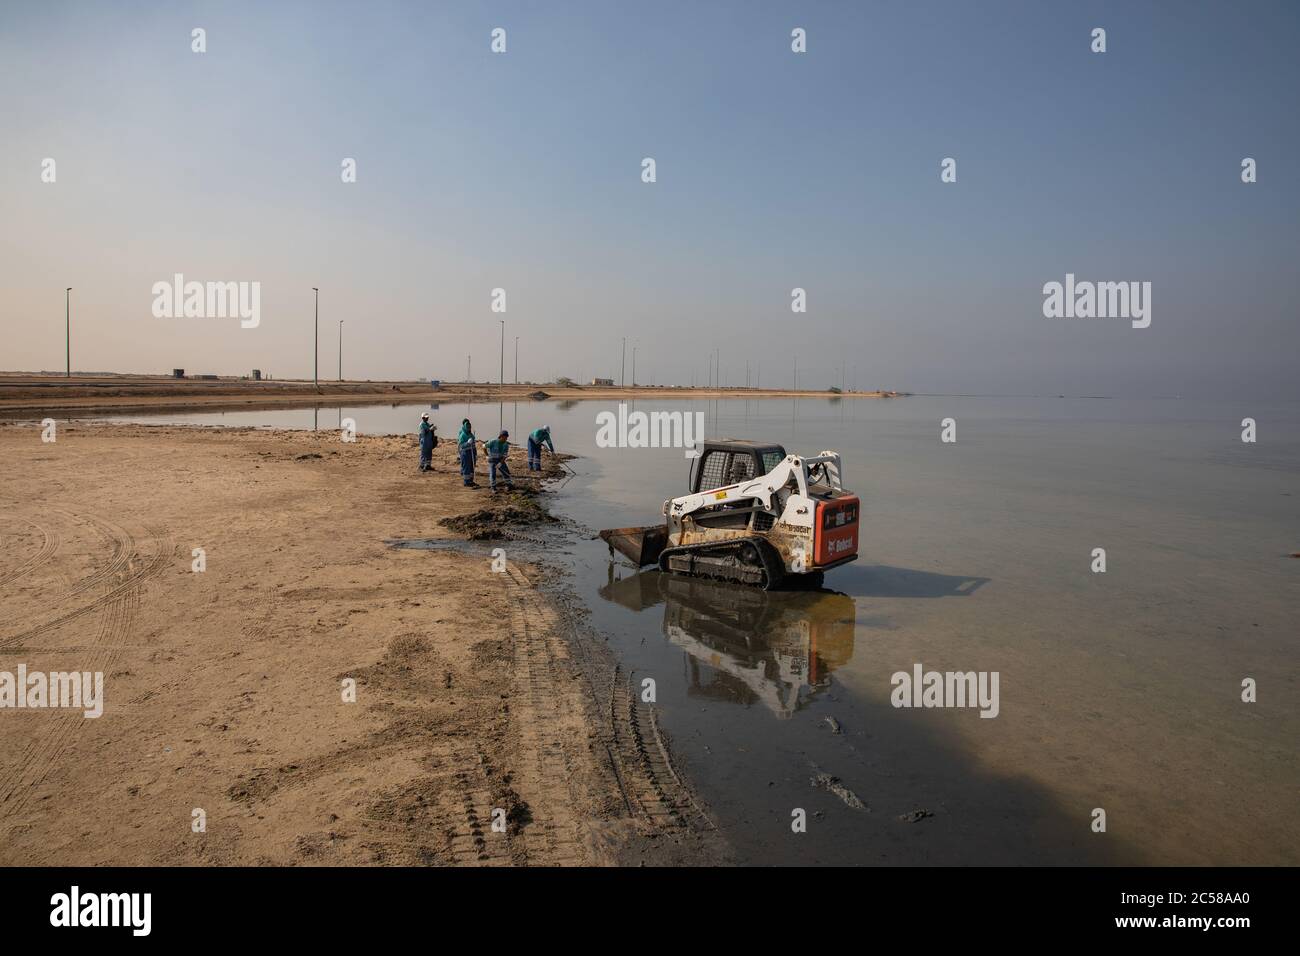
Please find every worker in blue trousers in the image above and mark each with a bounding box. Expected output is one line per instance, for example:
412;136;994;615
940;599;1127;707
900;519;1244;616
457;419;478;487
527;425;554;472
482;430;515;492
418;412;437;472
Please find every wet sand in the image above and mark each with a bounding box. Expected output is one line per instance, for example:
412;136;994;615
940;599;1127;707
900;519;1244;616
0;421;723;866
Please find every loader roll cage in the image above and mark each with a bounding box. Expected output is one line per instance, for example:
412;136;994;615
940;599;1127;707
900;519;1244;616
673;446;847;533
689;440;788;494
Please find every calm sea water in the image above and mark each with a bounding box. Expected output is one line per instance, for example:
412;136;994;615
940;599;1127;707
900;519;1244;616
97;395;1299;864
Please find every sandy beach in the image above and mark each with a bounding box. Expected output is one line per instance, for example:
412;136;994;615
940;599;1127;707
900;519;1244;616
0;420;723;865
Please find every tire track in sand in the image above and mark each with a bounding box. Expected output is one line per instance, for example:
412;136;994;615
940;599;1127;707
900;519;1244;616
53;511;135;600
0;517;169;824
501;563;588;864
0;587;139;820
0;523;173;650
499;556;722;858
0;516;60;590
358;745;519;866
606;663;714;831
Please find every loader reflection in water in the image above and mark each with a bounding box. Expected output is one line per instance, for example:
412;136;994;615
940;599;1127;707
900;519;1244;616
598;567;855;718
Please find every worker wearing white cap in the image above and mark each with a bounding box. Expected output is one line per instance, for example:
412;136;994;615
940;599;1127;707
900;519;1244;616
417;412;437;472
527;425;554;472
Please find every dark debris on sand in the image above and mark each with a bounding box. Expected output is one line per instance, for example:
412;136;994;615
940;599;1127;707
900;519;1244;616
439;494;558;541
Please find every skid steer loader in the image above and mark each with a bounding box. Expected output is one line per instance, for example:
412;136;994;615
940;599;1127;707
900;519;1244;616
599;439;859;590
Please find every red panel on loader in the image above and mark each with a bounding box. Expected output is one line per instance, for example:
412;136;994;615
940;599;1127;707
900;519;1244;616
813;497;859;567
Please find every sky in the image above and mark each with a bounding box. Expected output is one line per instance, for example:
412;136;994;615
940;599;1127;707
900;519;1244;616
2;0;1297;398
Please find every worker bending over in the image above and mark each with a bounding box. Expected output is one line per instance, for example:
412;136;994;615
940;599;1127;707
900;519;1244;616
527;425;554;471
483;430;515;492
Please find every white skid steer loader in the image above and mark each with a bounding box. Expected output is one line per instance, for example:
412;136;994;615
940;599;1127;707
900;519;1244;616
599;439;860;590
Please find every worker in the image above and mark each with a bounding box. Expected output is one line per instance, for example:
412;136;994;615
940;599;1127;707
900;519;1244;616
527;425;554;471
418;413;437;472
457;419;478;487
482;430;515;492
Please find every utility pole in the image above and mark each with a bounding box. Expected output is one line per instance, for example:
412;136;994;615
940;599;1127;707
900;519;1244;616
499;319;505;390
311;288;319;389
514;336;519;383
794;355;798;391
338;320;343;381
632;345;637;387
746;362;750;388
64;287;72;377
621;337;626;387
467;355;471;382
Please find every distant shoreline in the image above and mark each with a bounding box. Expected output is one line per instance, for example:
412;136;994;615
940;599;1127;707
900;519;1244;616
0;373;903;417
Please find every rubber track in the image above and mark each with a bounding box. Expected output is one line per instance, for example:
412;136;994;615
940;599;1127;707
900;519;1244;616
659;535;785;591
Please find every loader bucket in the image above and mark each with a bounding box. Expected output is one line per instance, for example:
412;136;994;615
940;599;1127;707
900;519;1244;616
598;525;668;567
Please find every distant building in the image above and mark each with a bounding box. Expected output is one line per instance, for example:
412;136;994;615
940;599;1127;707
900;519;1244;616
251;369;261;380
172;368;185;378
591;377;614;386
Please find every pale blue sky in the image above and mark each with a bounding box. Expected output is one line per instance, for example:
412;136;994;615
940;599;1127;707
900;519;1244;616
2;1;1297;396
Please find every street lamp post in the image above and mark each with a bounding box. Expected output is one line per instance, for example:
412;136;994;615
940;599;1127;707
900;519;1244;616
499;319;505;388
64;287;72;378
632;345;637;387
338;320;343;381
312;288;319;389
621;337;626;387
514;336;519;384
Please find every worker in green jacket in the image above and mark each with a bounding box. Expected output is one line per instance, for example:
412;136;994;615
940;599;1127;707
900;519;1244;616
482;430;515;492
457;419;477;487
418;413;437;472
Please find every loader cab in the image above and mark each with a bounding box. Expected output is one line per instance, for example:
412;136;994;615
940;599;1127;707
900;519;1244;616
690;440;787;493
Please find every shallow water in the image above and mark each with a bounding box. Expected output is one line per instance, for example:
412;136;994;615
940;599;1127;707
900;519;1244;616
93;395;1300;864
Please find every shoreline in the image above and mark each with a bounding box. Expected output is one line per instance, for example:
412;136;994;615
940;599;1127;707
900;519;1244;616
0;420;725;865
0;373;902;418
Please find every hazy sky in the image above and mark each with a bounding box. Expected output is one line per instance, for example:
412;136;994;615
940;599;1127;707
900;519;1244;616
2;1;1297;397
